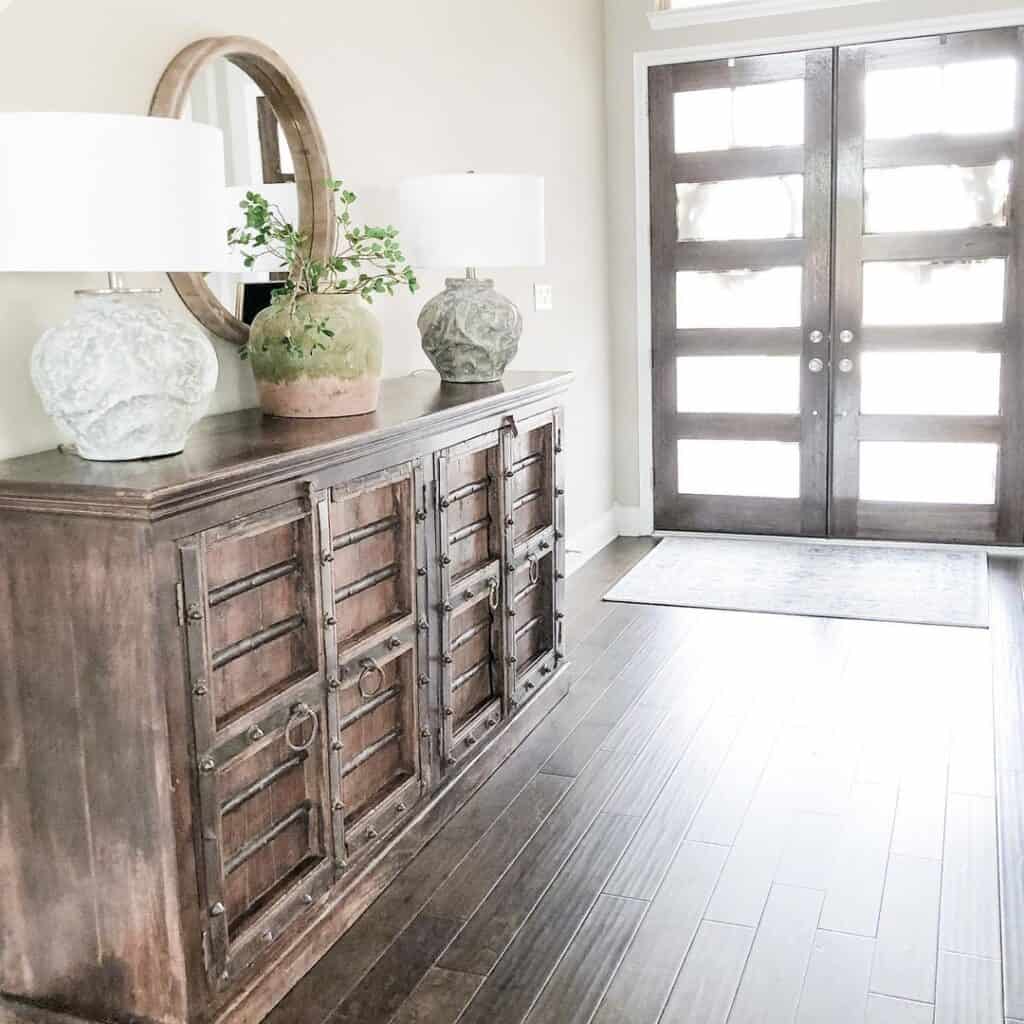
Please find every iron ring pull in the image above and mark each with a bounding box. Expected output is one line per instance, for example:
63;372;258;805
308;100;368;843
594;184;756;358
285;702;319;753
357;658;386;700
528;557;540;585
488;577;500;611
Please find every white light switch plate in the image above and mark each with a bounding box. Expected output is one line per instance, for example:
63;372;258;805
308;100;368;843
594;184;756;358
534;284;553;312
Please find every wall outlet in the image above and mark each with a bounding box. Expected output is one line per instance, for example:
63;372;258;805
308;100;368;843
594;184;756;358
534;283;553;312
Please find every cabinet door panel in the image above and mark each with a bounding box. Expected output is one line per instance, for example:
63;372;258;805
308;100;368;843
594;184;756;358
330;468;416;651
194;503;320;730
320;461;432;866
438;431;509;768
510;415;557;551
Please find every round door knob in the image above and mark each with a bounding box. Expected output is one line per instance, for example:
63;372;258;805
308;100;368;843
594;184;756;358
808;358;825;374
840;330;855;344
839;358;855;374
809;330;824;344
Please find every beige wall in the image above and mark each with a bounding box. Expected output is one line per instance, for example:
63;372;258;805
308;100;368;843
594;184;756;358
603;0;1024;522
0;0;616;553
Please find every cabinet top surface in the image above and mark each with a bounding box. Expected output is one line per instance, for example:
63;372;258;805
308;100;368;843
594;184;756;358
0;371;572;513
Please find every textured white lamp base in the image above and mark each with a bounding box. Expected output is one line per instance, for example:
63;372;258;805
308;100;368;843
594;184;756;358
31;292;218;462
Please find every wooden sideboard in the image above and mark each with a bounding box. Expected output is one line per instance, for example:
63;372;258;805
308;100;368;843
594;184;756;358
0;371;572;1024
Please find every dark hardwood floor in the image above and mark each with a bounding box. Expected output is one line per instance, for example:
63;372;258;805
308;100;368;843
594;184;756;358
267;539;1024;1024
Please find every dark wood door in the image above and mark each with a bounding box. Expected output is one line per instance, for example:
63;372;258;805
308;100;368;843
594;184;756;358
650;49;835;536
652;27;1024;544
831;27;1024;543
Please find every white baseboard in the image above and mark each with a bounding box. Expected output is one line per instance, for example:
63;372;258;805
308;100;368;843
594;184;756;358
566;504;652;576
567;507;619;576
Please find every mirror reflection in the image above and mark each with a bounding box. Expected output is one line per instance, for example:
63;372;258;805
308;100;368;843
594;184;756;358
183;57;299;322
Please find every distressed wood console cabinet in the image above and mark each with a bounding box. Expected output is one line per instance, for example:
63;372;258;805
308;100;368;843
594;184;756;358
0;371;571;1024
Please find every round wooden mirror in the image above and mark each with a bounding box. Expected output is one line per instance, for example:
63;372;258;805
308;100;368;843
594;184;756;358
150;36;335;345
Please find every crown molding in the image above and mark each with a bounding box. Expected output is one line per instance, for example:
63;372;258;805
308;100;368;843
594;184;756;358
648;0;885;30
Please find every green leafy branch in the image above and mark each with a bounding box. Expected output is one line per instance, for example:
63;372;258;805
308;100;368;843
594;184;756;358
227;179;419;359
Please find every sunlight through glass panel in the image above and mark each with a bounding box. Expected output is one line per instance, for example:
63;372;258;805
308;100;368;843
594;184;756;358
860;352;1001;416
859;442;998;504
674;80;804;153
677;175;804;241
866;58;1017;139
677;267;803;329
677;356;801;414
862;260;1005;326
677;439;801;498
864;162;1011;234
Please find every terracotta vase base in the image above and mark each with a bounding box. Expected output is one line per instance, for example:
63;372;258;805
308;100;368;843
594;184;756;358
258;374;380;418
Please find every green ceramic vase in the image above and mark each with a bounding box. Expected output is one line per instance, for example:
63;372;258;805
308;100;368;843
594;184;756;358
248;293;383;418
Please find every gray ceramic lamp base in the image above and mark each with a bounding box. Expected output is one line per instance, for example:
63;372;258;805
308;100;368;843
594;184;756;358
418;277;522;383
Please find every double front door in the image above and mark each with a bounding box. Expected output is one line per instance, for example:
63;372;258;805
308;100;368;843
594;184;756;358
651;26;1024;543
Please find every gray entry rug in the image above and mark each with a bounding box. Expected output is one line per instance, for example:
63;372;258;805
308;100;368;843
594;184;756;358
604;537;989;628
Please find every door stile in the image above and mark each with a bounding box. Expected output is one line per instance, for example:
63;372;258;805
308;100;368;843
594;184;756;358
999;27;1024;542
831;44;868;538
801;48;836;537
314;494;347;877
650;63;682;528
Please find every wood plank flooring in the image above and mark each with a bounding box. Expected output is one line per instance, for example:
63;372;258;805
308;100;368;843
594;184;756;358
267;539;1024;1024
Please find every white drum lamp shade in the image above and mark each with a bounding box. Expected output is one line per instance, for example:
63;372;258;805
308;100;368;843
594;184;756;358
0;113;226;272
399;174;545;270
0;112;226;461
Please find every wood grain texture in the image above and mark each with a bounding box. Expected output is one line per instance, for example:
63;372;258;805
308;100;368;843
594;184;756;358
0;380;572;1024
935;952;1003;1024
387;967;482;1024
940;795;1001;960
0;513;186;1024
988;558;1024;1020
872;855;942;1004
324;914;460;1024
523;894;647;1024
819;781;899;936
658;921;754;1024
455;813;640;1024
728;884;824;1024
592;840;727;1024
0;372;572;521
438;753;634;976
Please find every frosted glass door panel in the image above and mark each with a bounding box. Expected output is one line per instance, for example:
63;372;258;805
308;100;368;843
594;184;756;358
676;356;801;414
677;440;801;499
677;176;804;241
859;442;998;504
674;80;804;153
860;352;1002;416
862;259;1006;326
676;267;803;329
865;59;1017;139
864;162;1011;234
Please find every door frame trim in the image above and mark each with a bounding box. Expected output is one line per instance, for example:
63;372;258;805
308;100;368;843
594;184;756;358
632;4;1024;536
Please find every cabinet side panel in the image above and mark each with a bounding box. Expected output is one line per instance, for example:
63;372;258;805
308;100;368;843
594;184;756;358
0;512;186;1024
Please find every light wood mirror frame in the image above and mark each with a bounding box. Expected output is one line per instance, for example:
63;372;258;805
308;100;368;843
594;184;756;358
150;36;335;345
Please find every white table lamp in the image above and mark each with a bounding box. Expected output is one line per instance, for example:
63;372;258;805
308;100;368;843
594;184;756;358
0;112;226;460
399;173;545;383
